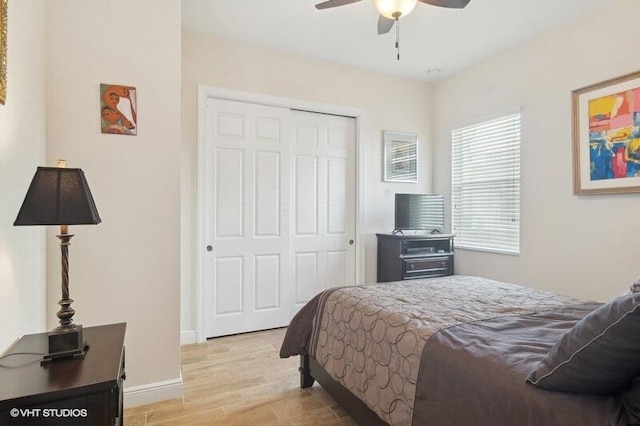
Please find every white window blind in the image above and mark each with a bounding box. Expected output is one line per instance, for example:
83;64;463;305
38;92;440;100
451;113;521;254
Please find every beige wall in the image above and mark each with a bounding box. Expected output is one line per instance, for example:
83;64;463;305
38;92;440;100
45;0;182;391
433;0;640;302
181;32;433;332
0;0;46;352
4;0;631;406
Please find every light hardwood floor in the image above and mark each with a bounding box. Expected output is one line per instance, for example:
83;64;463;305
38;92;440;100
124;328;357;425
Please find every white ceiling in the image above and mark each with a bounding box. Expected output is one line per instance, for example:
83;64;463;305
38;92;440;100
182;0;616;81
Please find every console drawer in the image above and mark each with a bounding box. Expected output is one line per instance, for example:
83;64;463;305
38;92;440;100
403;256;450;278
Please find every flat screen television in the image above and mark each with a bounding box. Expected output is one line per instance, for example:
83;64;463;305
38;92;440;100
394;193;444;233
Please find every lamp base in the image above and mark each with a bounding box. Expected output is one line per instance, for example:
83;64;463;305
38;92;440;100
43;324;89;362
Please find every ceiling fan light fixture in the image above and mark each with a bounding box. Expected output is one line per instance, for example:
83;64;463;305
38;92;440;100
374;0;418;19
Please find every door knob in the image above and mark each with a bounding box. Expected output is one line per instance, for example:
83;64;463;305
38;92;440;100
349;239;354;245
206;245;213;252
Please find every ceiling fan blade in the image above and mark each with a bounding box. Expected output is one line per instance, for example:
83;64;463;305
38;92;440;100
377;15;396;35
418;0;470;9
315;0;361;10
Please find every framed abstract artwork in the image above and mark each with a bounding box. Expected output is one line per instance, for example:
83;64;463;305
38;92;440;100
572;70;640;195
383;131;418;183
0;0;7;105
100;84;137;135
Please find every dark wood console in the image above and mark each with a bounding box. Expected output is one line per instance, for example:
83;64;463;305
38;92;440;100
0;323;126;425
377;233;454;282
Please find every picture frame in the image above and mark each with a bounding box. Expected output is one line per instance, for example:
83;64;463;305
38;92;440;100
572;70;640;195
100;83;137;135
0;0;7;105
383;131;418;183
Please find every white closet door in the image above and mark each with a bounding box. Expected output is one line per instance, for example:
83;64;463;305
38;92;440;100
205;98;292;337
205;100;356;338
290;110;356;309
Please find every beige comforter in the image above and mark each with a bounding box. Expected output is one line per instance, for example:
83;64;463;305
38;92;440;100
282;275;583;425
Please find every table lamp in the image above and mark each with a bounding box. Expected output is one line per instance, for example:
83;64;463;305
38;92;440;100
14;160;101;361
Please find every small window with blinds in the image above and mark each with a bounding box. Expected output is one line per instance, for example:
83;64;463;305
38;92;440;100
451;112;521;254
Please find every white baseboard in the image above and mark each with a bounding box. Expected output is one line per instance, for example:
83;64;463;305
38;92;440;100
181;330;197;345
124;376;183;408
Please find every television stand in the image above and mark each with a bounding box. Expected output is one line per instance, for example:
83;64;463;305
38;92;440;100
376;233;454;282
392;229;443;236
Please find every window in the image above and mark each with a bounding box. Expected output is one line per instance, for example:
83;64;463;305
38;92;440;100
451;112;521;254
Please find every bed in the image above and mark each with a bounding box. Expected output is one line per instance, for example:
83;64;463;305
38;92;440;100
280;275;640;425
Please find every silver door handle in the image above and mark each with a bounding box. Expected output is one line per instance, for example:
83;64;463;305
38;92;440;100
206;245;213;252
349;239;354;245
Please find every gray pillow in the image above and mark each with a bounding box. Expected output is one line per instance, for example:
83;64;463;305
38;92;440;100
527;292;640;394
622;376;640;425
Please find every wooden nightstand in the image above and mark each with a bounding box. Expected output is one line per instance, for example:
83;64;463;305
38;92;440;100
0;323;126;425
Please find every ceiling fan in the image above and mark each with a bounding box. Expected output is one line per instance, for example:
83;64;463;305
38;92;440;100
314;0;471;59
